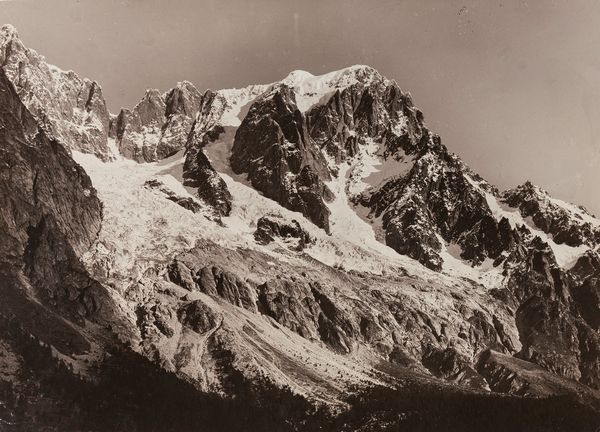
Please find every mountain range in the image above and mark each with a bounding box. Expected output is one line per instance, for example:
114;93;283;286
1;24;600;431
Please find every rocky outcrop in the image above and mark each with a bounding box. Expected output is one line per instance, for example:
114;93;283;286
166;261;256;312
195;266;256;312
257;277;357;353
183;148;233;216
177;300;222;334
172;89;233;216
0;24;112;159
515;296;582;380
503;181;600;247
571;251;600;330
359;138;521;270
569;251;600;388
143;179;204;214
497;238;600;389
306;69;425;163
421;346;488;390
136;301;176;338
230;85;333;231
112;89;166;161
254;214;312;250
2;35;600;429
111;81;203;162
256;277;323;341
159;81;202;158
477;349;600;406
0;65;127;356
182;142;232;217
0;68;101;264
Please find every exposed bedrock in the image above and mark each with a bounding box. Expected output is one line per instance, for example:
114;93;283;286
230;85;333;231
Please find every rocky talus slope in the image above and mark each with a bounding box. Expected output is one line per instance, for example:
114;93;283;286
1;24;600;431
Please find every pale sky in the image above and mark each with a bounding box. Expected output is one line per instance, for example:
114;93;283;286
2;0;600;214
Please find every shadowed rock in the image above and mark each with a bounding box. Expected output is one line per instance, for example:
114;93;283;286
231;85;333;231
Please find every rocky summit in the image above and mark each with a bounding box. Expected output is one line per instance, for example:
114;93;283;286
1;24;600;432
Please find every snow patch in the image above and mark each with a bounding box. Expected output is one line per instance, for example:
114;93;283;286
438;236;504;289
281;65;385;112
106;137;121;160
346;138;414;196
548;195;600;227
216;84;270;127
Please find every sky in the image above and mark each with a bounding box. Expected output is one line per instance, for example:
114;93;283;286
1;0;600;214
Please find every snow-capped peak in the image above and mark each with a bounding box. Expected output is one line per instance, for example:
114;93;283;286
506;180;600;227
282;64;380;86
282;69;315;83
175;80;196;90
0;24;18;40
280;64;384;112
186;65;387;129
144;88;162;98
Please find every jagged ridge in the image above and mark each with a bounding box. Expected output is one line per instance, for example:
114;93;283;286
2;23;600;430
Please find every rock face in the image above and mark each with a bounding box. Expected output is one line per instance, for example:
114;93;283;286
111;81;202;162
0;65;127;360
0;24;112;159
0;68;101;268
182;120;232;216
184;148;232;217
2;28;600;429
177;300;221;334
167;260;256;312
160;242;520;379
182;150;232;217
230;85;333;230
571;251;600;330
254;214;312;250
305;66;425;164
298;68;518;271
476;349;600;403
503;181;600;247
257;277;357;353
261;66;523;272
111;89;166;162
493;233;600;389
